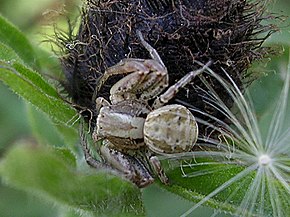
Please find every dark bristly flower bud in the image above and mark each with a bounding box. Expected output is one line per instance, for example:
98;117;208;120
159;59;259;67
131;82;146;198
58;0;277;135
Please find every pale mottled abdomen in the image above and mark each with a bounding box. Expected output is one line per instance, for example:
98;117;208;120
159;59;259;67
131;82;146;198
144;104;198;154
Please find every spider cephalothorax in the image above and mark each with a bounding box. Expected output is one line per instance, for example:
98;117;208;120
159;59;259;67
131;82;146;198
81;31;211;187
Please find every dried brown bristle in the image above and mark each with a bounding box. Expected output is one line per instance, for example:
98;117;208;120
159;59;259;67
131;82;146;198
58;0;276;134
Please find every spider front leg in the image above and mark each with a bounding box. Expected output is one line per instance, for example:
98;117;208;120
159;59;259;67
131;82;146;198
96;58;149;93
95;58;168;103
94;31;168;103
97;58;168;104
152;61;212;109
109;58;168;103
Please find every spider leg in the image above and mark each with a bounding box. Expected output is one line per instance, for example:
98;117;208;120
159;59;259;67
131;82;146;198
100;142;155;188
152;60;212;109
148;155;169;185
81;125;154;187
95;97;110;112
95;58;149;95
109;59;168;103
136;30;165;68
80;125;107;169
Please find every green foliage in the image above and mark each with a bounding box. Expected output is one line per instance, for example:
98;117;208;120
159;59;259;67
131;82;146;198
0;61;75;123
165;164;246;211
0;15;38;68
0;31;78;146
0;144;144;216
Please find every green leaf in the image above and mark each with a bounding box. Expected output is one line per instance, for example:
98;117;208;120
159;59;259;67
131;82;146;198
0;44;59;99
13;62;60;98
26;104;65;146
0;61;77;125
0;45;78;147
0;15;38;67
0;82;31;150
156;158;289;217
142;184;220;217
26;103;79;150
0;144;144;216
0;42;23;63
158;162;245;215
0;184;57;217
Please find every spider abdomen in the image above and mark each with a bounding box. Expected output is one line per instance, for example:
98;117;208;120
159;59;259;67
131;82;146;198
144;104;198;154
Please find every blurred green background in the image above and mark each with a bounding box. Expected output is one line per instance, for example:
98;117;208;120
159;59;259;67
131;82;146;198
0;0;289;216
